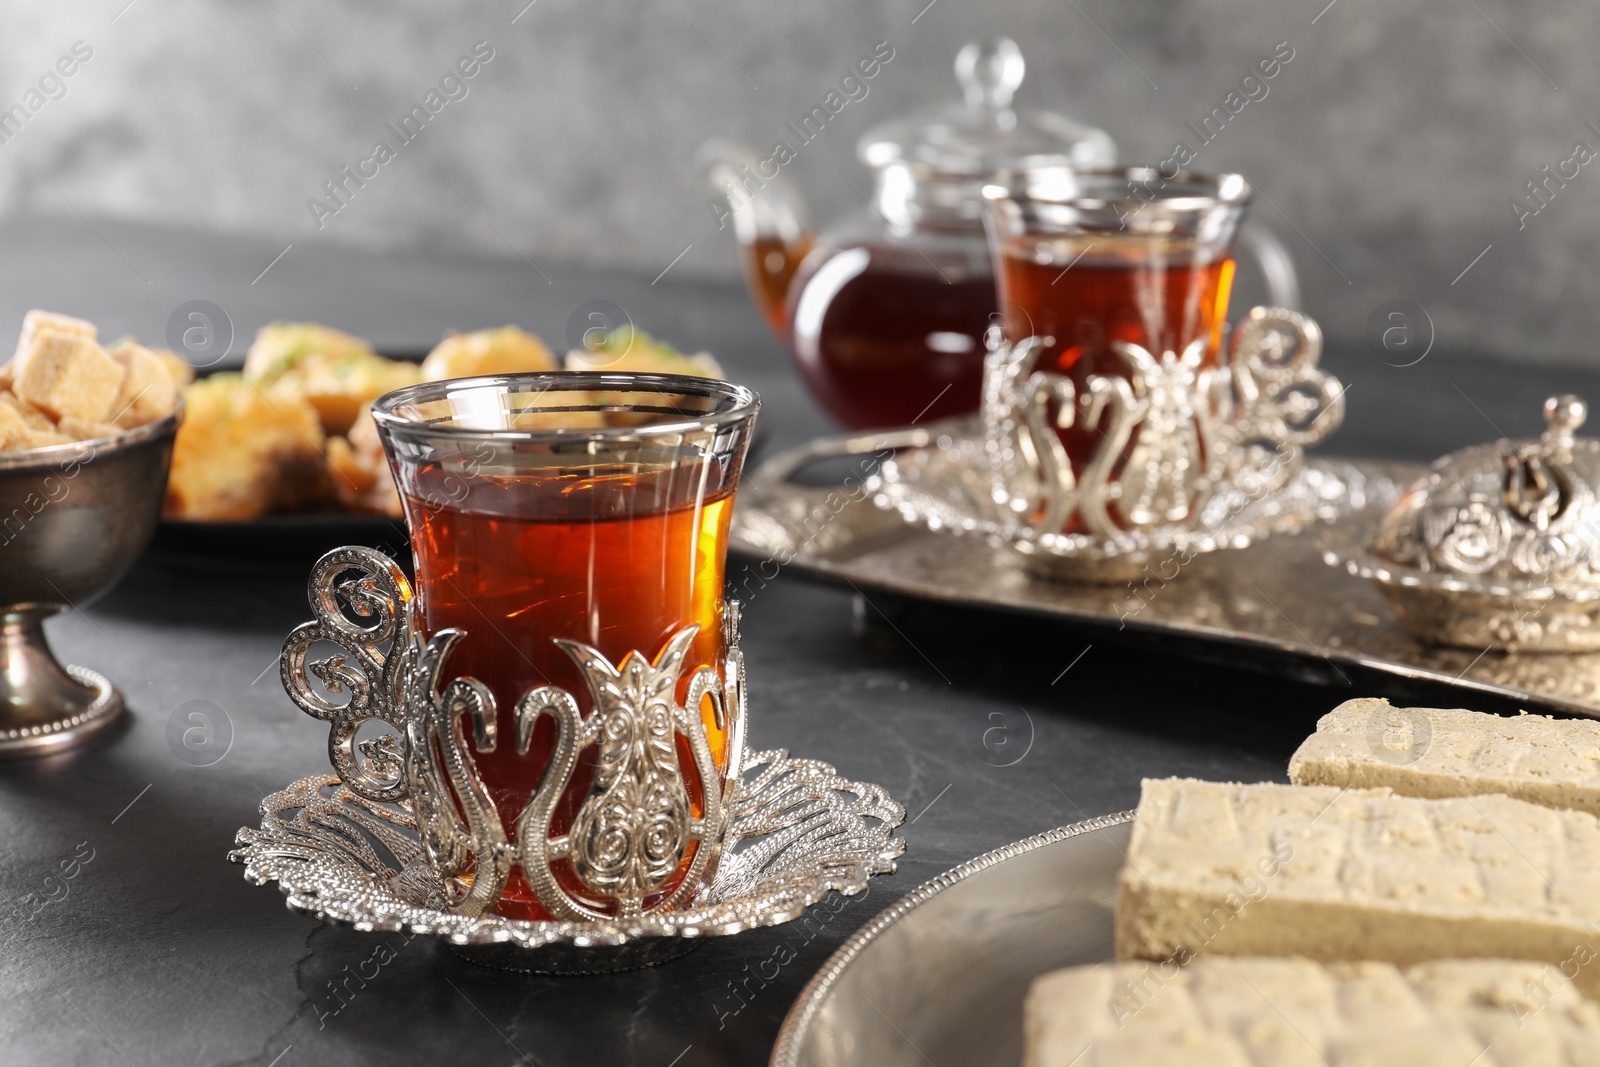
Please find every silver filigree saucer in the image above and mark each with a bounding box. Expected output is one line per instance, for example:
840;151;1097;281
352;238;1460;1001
869;428;1366;583
232;749;905;973
233;546;907;972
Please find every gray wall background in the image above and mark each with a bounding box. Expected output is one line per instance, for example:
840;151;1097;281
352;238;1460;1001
0;0;1592;364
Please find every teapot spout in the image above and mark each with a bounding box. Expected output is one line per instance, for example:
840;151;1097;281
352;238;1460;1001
696;138;814;336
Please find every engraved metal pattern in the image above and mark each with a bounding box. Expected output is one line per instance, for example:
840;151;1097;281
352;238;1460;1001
1370;395;1600;589
279;547;414;802
1339;395;1600;652
229;749;905;953
401;627;510;916
733;431;1600;717
512;625;729;921
278;547;835;933
950;307;1345;571
872;426;1361;583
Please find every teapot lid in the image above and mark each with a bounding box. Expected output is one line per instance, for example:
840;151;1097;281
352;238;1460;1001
857;38;1116;178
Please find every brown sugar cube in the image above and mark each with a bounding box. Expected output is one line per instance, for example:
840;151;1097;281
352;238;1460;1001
108;339;194;390
0;400;30;451
57;416;124;442
107;341;180;428
20;429;72;448
12;330;124;423
13;309;96;365
0;390;55;432
153;348;195;388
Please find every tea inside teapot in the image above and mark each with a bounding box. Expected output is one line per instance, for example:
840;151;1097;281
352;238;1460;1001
704;38;1116;430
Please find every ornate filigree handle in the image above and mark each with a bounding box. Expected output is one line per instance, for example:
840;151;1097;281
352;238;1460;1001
1500;395;1586;532
280;548;414;802
1218;307;1345;497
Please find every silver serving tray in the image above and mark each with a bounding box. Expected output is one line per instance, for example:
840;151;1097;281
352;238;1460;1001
731;429;1600;717
771;813;1134;1067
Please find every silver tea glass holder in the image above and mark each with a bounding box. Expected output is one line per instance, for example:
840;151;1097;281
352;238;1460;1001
868;308;1350;582
231;546;906;973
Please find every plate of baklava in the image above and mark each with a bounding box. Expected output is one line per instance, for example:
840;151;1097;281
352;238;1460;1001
0;307;740;560
774;699;1600;1067
0;312;730;559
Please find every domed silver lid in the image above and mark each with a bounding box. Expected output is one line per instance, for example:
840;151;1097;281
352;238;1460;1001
1374;395;1600;591
856;38;1115;178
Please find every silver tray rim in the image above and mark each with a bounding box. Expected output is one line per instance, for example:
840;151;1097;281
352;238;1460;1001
769;810;1135;1067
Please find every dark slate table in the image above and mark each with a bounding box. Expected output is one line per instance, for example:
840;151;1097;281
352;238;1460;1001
2;219;1595;1066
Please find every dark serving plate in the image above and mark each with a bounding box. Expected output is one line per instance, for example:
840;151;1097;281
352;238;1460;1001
149;512;409;564
150;353;768;563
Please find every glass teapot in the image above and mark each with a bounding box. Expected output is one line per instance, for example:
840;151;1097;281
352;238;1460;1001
702;38;1300;431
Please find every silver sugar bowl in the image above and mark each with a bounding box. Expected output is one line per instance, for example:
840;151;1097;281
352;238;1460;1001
0;413;179;755
1338;395;1600;652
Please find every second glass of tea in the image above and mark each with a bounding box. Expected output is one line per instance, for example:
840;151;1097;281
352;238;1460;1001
982;166;1277;529
984;165;1256;376
372;373;759;921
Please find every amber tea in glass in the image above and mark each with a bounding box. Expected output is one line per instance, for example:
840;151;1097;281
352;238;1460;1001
374;373;759;921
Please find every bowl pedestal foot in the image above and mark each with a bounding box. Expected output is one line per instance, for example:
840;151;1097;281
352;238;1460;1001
0;606;123;758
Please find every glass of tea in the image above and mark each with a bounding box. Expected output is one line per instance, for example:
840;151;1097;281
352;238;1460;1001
371;373;759;920
981;166;1260;531
984;166;1253;381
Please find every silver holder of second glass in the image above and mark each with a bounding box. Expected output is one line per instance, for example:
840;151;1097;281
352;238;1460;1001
869;307;1349;581
236;546;906;971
